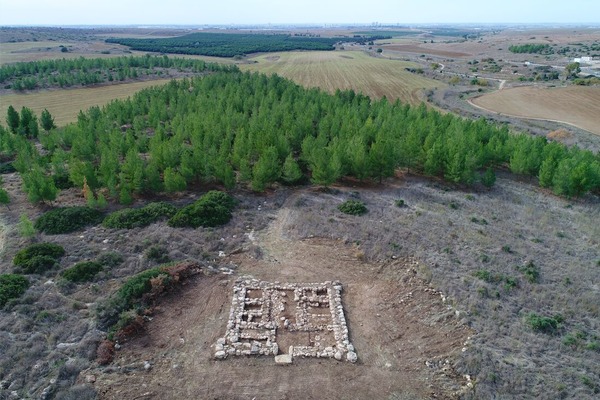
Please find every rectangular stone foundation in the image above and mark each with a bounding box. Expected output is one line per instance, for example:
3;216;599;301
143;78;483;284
214;279;357;363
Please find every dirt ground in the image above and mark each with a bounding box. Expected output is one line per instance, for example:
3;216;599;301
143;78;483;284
88;193;472;400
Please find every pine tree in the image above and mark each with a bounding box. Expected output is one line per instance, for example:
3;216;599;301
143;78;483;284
119;185;133;205
18;214;36;237
481;167;496;188
83;177;96;208
0;177;9;207
368;135;397;183
22;167;58;203
6;105;19;133
19;107;36;137
96;192;108;209
252;146;281;192
40;109;56;131
163;167;187;192
424;139;445;177
281;154;303;184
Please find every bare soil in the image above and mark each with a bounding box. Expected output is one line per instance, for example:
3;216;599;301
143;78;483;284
88;192;472;400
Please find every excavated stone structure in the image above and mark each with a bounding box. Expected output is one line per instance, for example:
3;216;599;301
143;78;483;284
214;279;357;364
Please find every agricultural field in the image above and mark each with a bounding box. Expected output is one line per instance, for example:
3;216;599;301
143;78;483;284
0;79;174;126
241;50;443;104
471;86;600;136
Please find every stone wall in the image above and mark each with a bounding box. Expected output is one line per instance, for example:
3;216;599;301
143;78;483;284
214;279;357;363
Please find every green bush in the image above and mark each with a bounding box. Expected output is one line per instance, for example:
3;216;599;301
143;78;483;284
517;261;540;283
0;274;29;307
97;251;124;268
526;312;563;333
61;261;103;282
0;162;16;174
34;206;103;234
13;243;65;269
338;200;367;216
118;267;168;306
98;267;170;329
103;202;177;229
146;245;170;264
21;255;59;274
168;190;236;228
395;199;406;207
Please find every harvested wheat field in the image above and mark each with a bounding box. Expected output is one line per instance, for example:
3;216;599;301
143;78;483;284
381;44;471;58
241;51;443;104
471;86;600;136
0;79;174;127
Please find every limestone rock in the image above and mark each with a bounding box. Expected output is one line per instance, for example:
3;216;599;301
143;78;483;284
346;351;358;363
215;350;227;360
275;354;292;364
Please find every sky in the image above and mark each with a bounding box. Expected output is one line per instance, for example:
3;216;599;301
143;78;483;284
0;0;599;26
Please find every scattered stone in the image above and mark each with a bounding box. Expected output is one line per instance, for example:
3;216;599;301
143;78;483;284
143;361;152;371
85;374;96;383
275;354;293;364
215;350;227;360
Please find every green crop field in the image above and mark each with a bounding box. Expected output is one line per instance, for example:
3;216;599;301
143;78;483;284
240;50;443;104
0;79;174;126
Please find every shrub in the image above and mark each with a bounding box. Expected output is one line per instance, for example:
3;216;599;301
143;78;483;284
0;274;29;307
110;309;145;341
338;200;367;216
61;261;103;282
0;162;16;174
517;261;540;283
20;255;59;274
473;269;494;282
168;190;236;228
96;252;124;268
146;245;170;264
526;312;563;333
98;267;170;329
201;190;237;210
34;206;103;234
395;199;406;207
13;242;65;270
117;267;168;307
103;201;177;229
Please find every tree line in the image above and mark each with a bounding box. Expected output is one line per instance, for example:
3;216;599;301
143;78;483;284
1;70;599;205
0;55;228;91
508;44;554;54
106;32;389;58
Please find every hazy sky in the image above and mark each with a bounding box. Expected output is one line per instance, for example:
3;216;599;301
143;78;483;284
0;0;599;26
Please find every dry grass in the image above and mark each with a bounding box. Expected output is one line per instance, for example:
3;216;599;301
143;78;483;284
0;79;174;127
241;50;444;104
471;86;600;136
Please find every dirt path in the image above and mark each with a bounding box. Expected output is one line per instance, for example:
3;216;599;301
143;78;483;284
90;190;472;400
0;217;6;257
